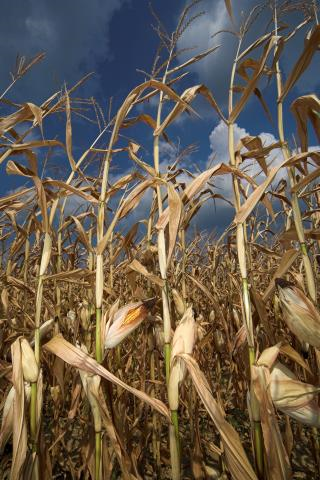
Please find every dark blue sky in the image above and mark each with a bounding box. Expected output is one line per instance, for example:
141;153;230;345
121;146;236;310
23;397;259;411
1;0;319;232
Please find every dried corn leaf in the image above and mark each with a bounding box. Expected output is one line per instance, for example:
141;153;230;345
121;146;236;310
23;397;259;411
167;183;182;265
118;179;157;219
0;102;42;135
71;216;93;252
127;259;164;287
155;85;226;136
180;354;257;480
167;45;220;76
279;344;312;376
43;335;170;420
262;249;299;301
235;166;281;224
280;26;320;102
230;37;276;122
65;89;76;171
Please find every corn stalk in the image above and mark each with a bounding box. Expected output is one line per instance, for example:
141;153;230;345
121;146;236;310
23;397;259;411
228;36;264;478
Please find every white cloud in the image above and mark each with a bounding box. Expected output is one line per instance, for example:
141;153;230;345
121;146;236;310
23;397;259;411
25;17;56;46
208;120;283;201
176;0;247;108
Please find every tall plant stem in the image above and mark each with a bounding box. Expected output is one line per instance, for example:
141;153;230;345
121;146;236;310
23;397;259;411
275;65;316;302
228;37;264;478
153;48;180;479
30;231;51;478
274;6;319;470
180;229;187;304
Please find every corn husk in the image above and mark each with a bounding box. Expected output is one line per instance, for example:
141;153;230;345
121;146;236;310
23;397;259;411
168;307;196;410
80;301;90;330
29;318;54;347
172;289;185;316
270;361;320;427
0;383;31;453
104;298;155;349
276;278;320;348
20;338;39;383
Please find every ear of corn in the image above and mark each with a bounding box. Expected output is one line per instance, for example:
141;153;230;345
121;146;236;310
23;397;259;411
276;278;320;348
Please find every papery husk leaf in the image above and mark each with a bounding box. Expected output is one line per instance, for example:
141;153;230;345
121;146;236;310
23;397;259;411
270;362;320;424
172;289;185;317
20;338;39;383
276;280;320;348
104;299;154;349
252;364;292;479
168;307;196;410
39;233;52;276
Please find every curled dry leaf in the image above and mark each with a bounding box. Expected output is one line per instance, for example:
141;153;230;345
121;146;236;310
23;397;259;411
154;84;225;137
127;259;164;287
43;335;170;421
230;37;276;123
280;26;320;102
0;102;43;135
291;94;320;152
235;166;282;224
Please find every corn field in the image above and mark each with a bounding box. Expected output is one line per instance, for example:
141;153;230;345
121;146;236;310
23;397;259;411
2;1;320;479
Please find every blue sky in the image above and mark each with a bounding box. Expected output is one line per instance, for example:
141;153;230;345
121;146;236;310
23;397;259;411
1;0;319;233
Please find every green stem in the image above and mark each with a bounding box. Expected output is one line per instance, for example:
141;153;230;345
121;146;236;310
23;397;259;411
164;343;171;384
